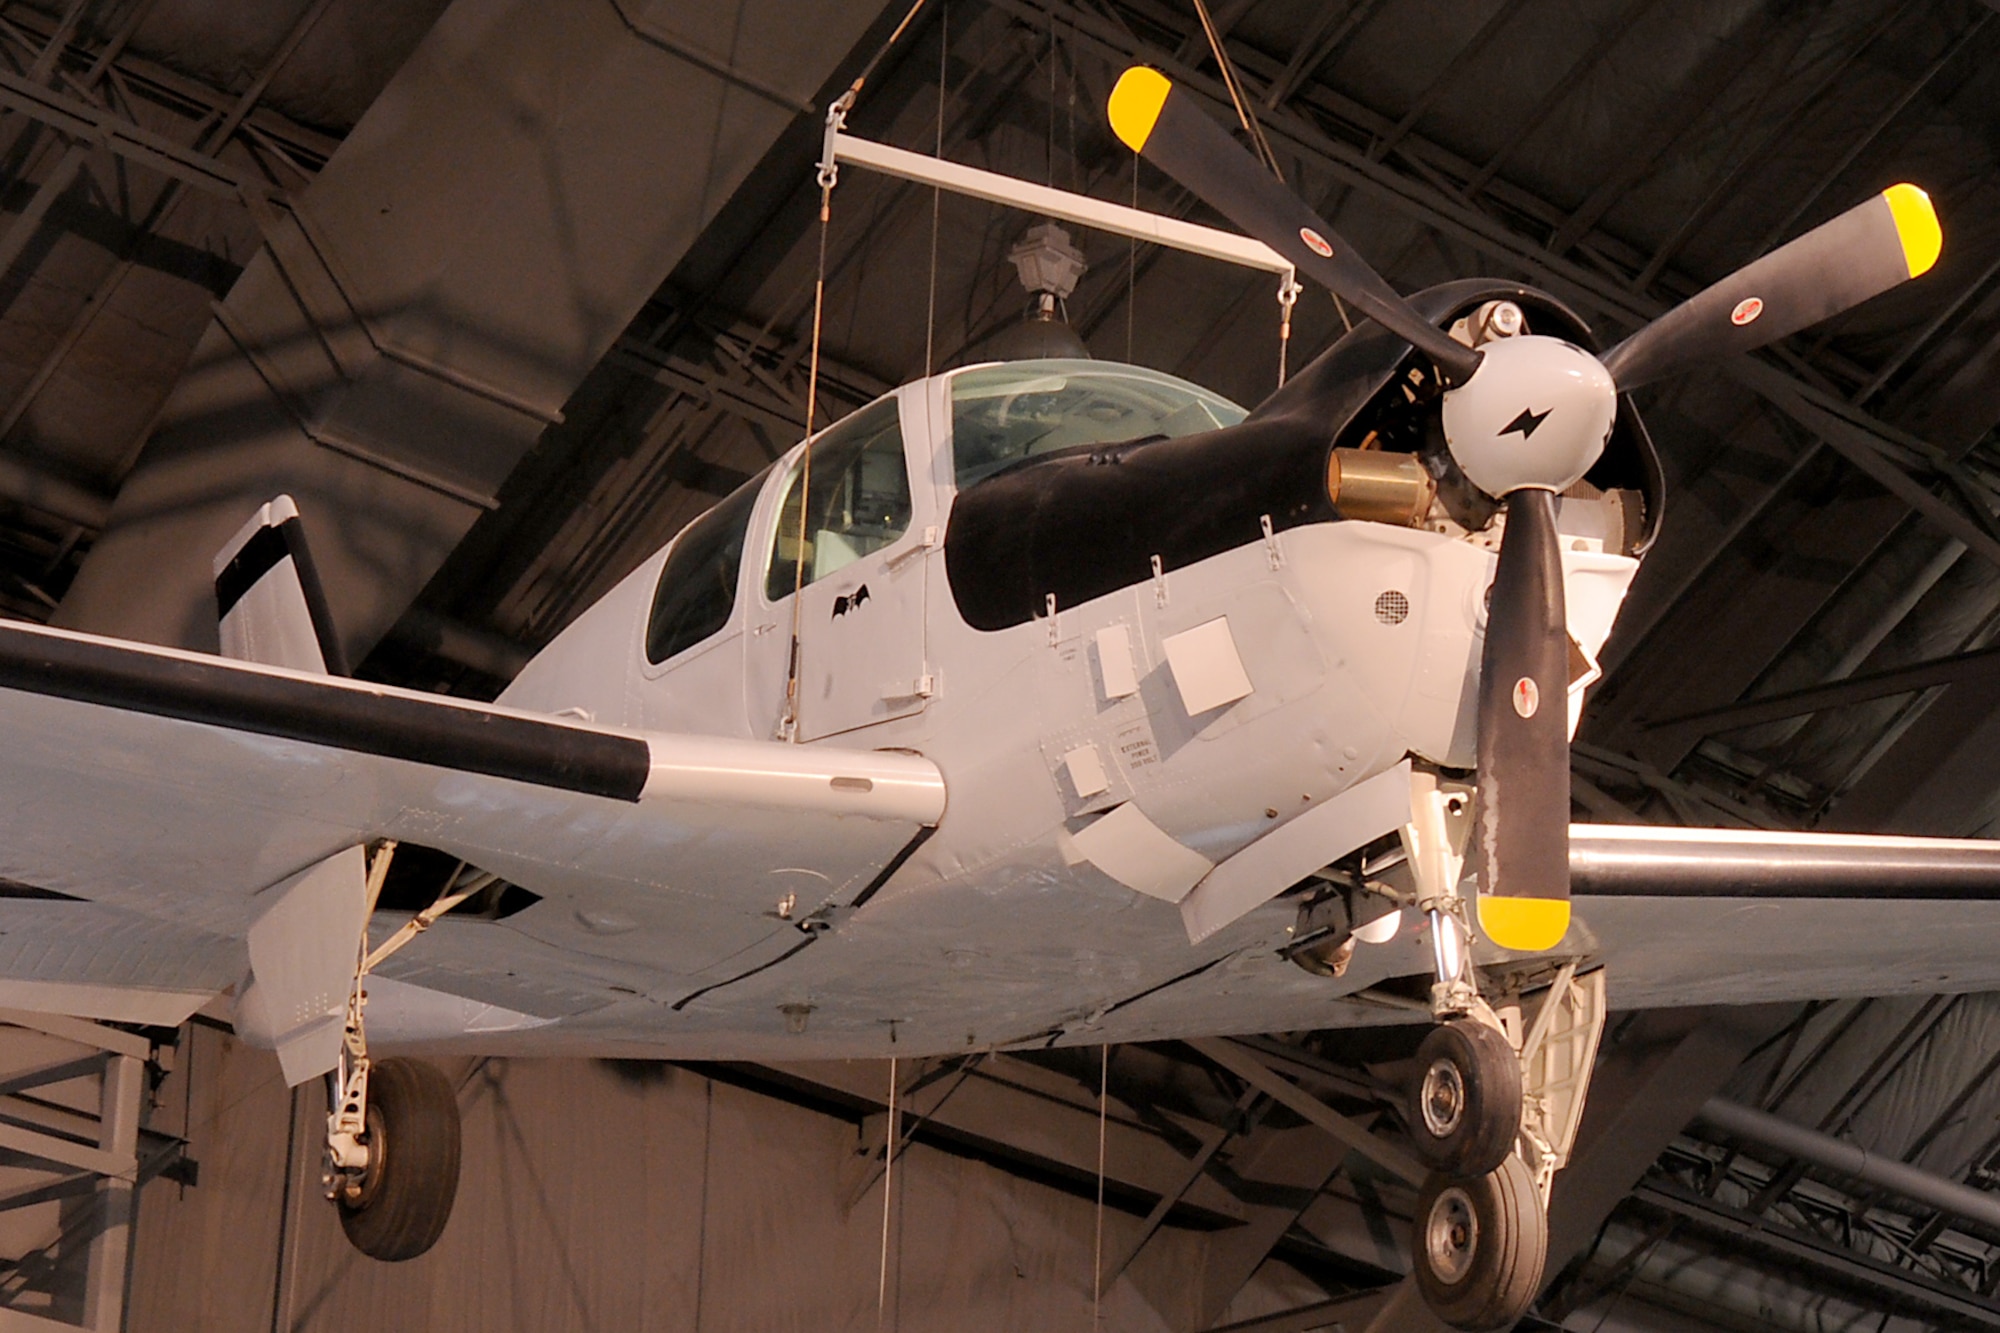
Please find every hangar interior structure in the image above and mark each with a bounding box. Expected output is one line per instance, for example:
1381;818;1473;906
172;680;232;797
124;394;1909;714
0;0;1992;1328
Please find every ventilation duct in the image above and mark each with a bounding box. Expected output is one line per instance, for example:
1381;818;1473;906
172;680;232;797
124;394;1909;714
57;0;894;658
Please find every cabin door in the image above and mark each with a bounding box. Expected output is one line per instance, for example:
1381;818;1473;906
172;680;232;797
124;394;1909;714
746;387;935;742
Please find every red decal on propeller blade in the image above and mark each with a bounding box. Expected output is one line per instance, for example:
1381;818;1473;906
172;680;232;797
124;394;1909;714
1300;227;1334;259
1730;296;1764;326
1513;677;1539;719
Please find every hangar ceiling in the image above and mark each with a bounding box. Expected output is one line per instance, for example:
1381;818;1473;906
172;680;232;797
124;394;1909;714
0;0;1998;1328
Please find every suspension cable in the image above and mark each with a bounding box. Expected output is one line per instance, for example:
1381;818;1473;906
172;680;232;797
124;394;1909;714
1093;1043;1110;1327
1277;273;1299;387
784;1;935;739
1190;0;1282;182
844;0;930;107
782;132;840;742
878;1055;899;1330
924;1;946;377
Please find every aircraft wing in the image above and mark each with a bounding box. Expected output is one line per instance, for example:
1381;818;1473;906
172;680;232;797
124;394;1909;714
1564;822;2000;1011
1571;823;2000;898
0;619;945;1018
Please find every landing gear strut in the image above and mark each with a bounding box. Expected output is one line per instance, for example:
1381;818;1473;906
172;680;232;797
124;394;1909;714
1403;771;1524;1176
321;843;468;1262
1395;770;1606;1332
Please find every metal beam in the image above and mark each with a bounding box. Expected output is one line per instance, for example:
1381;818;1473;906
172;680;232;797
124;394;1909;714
1749;12;1991;260
1642;643;2000;737
1367;0;1534;165
618;304;893;429
1196;1116;1351;1328
1544;5;1787;258
1258;0;1389;112
81;1054;140;1331
1743;363;2000;570
1211;1289;1389;1332
1633;0;1923;290
0;1306;94;1333
1632;1177;2000;1329
1547;1005;1796;1275
1185;1037;1424;1185
0;1011;148;1061
1100;1083;1259;1286
830;130;1294;274
738;1056;1249;1225
0;65;278;205
0;3;338;167
0;1116;132;1178
1696;1097;2000;1236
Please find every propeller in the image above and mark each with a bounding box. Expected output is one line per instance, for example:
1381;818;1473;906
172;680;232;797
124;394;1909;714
1106;67;1481;387
1603;185;1940;391
1107;66;1942;954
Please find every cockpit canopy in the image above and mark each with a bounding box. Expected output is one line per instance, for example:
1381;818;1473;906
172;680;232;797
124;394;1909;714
948;360;1247;488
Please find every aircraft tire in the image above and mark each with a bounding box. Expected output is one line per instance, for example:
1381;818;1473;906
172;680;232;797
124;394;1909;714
1411;1155;1547;1332
337;1057;462;1262
1409;1018;1520;1178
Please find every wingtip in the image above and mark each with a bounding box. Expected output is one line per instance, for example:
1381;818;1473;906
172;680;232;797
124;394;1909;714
1108;66;1171;153
1883;182;1941;279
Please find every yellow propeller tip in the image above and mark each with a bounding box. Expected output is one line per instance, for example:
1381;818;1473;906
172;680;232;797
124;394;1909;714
1108;67;1172;153
1476;895;1571;953
1884;183;1941;278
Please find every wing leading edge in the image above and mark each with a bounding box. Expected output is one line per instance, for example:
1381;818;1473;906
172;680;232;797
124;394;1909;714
1570;824;2000;899
0;619;944;819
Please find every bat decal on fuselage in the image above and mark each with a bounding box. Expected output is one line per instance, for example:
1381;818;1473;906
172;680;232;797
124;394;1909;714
832;584;871;619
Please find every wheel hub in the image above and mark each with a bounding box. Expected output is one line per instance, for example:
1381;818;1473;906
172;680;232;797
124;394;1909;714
1425;1185;1479;1285
1421;1057;1467;1138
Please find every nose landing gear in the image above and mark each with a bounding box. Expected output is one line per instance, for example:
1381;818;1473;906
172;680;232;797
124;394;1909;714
1411;1017;1520;1178
1413;1154;1547;1331
1394;770;1607;1331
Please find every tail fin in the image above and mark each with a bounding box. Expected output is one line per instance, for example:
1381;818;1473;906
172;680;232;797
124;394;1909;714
212;495;348;675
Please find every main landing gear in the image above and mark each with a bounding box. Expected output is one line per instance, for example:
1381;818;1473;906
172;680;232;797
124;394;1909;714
323;992;462;1260
1396;771;1606;1331
322;844;470;1262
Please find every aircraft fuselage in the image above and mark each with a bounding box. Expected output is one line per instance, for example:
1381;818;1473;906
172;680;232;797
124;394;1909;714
487;319;1645;1058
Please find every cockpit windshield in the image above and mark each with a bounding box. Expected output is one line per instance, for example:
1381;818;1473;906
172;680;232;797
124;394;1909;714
948;359;1248;489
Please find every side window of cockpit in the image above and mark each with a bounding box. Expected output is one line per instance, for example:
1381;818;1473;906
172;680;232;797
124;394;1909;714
644;471;766;665
763;395;911;601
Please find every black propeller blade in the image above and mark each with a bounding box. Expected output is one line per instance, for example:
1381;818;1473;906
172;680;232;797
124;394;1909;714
1605;184;1940;391
1471;491;1572;951
1108;67;1482;386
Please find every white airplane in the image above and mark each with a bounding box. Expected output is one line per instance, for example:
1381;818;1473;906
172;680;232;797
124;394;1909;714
0;64;1989;1329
